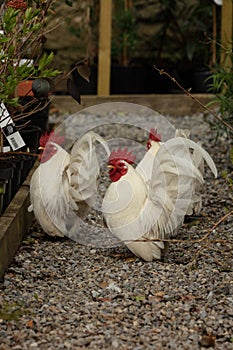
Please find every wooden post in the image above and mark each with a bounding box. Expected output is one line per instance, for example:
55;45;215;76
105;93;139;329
97;0;112;96
221;0;233;68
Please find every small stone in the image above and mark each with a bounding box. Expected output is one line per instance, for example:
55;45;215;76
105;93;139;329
111;339;119;348
64;341;72;348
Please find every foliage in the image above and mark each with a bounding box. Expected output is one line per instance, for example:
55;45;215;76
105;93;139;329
152;0;215;68
208;48;233;139
207;45;233;190
0;0;60;109
112;0;138;66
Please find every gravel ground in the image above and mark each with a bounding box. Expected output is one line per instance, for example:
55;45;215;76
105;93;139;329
0;104;232;350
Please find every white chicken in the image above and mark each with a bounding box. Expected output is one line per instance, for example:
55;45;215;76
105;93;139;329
140;127;205;215
28;130;110;239
102;134;217;261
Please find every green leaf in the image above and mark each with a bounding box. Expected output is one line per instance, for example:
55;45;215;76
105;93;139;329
3;8;19;33
0;36;10;44
133;295;146;302
38;52;54;73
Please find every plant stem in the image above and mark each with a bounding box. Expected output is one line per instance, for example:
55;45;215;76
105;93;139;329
212;3;217;66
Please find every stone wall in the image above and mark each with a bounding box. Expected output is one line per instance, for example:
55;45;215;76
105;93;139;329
45;0;211;73
45;0;96;72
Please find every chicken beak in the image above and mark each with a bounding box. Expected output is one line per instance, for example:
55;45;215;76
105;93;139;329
108;165;115;169
38;146;45;151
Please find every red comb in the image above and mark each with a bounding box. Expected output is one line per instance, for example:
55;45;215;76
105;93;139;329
108;147;136;165
39;130;65;147
149;128;161;142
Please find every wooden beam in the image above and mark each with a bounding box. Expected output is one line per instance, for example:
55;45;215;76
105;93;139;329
221;0;233;67
97;0;112;96
52;94;215;117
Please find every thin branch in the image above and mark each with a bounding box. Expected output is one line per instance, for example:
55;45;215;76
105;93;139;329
123;209;233;244
195;210;233;243
154;66;233;133
0;151;39;157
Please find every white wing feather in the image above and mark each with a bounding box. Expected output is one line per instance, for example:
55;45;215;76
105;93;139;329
30;145;71;237
68;131;110;208
30;131;110;239
61;131;110;239
138;137;217;240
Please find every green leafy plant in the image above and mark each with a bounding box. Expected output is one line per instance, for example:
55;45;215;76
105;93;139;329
152;0;214;69
0;0;60;111
208;47;233;139
112;0;138;66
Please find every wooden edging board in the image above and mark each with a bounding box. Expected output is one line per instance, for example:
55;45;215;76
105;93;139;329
51;94;215;117
0;165;37;279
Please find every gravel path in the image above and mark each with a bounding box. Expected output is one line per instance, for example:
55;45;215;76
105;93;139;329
0;104;232;350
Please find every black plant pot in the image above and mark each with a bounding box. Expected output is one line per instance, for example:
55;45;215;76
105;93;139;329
110;65;150;94
19;125;42;154
0;178;7;216
20;154;37;182
0;155;24;197
0;161;15;211
0;153;37;213
2;153;35;185
146;66;172;94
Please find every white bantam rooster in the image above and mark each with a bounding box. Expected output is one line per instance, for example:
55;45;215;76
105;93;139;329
28;130;110;239
102;131;217;261
142;127;205;215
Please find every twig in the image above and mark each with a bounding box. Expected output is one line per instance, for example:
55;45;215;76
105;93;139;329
197;240;230;255
13;98;52;122
154;66;233;133
0;151;39;157
188;236;232;269
195;210;233;243
123;209;233;244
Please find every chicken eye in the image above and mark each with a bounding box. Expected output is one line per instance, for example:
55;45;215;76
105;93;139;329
118;162;126;169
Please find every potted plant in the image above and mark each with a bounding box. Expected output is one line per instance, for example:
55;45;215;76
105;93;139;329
0;0;60;134
110;0;150;94
150;0;216;93
0;0;60;214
